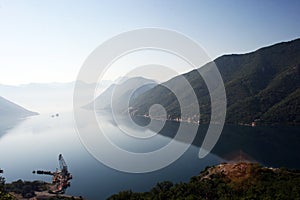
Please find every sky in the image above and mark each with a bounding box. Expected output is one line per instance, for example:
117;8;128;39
0;0;300;85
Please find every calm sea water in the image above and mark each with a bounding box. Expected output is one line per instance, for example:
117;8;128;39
0;112;299;199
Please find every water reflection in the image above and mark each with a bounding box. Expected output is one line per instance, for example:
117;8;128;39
132;115;300;169
0;112;223;199
1;111;298;199
0;116;25;138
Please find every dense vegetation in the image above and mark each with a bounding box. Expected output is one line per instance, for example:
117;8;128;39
129;38;300;125
108;163;300;200
5;179;49;198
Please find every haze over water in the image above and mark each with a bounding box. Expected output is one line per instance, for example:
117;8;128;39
0;110;299;199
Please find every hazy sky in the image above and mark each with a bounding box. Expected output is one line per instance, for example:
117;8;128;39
0;0;299;85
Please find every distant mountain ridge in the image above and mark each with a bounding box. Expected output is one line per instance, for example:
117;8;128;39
0;80;113;113
85;77;157;113
0;96;38;118
129;38;300;125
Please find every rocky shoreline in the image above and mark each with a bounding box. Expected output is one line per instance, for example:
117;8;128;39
4;180;85;200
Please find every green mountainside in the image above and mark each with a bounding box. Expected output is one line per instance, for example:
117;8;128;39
130;39;300;125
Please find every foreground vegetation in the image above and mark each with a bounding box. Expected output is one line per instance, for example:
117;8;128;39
0;176;15;200
0;177;83;200
108;162;300;200
5;179;49;198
